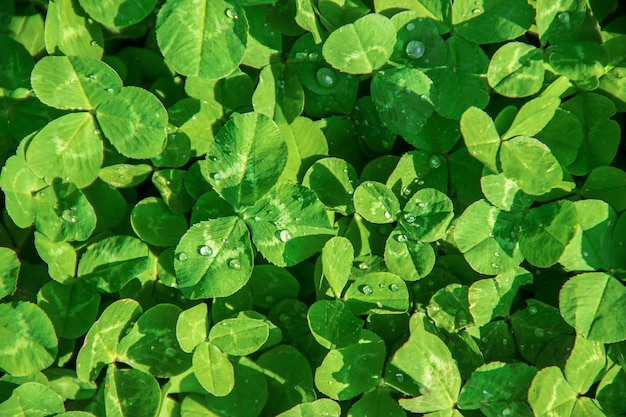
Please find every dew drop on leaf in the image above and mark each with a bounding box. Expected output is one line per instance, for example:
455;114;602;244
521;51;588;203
225;8;238;20
404;213;417;223
361;285;373;295
491;262;499;269
62;210;78;223
472;8;482;14
209;155;220;162
177;252;188;262
105;87;114;93
558;12;570;22
383;211;392;219
93;129;101;135
401;186;412;196
211;173;222;180
529;306;538;315
534;328;545;338
405;40;425;59
406;22;415;31
358;262;369;270
429;155;442;169
316;67;337;88
308;51;319;60
395;372;405;382
494;251;500;257
228;259;241;269
150;345;155;350
165;347;176;357
389;283;400;292
502;338;509;346
395;234;408;243
278;229;292;242
502;408;512;416
198;245;213;256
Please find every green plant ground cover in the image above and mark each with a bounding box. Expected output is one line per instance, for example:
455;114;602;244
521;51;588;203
1;0;626;416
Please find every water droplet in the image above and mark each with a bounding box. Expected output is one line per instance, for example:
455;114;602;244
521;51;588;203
417;202;426;209
378;283;386;289
150;345;155;350
228;259;241;269
278;229;292;242
211;173;222;180
308;51;319;60
472;8;482;14
607;221;613;227
358;262;369;270
62;210;78;223
502;408;511;416
502;338;509;346
198;245;213;256
488;232;494;237
316;67;337;88
177;252;188;262
431;305;440;312
225;8;238;19
429;155;442;169
404;213;417;223
406;22;416;31
405;40;426;59
534;328;545;338
165;347;176;357
491;262;499;269
93;129;101;135
558;12;570;23
361;285;373;295
390;283;400;292
106;87;114;93
64;176;70;182
90;39;98;46
482;337;488;343
401;186;412;196
395;372;405;382
383;211;392;219
583;251;589;257
395;234;407;243
520;344;526;351
209;155;220;162
494;251;500;257
529;306;538;315
88;73;97;79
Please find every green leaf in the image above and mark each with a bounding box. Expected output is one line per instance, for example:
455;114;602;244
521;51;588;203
30;56;121;110
559;200;615;272
487;42;544;98
315;330;386;400
257;345;316;414
353;181;401;224
242;5;282;68
399;188;454;243
279;116;329;182
502;96;560;140
457;361;537;416
528;367;577;417
77;235;150;293
564;334;605;395
201;112;287;209
519;200;577;268
302;157;358;215
0;302;58;376
33;182;97;243
452;0;534;44
321;236;354;297
546;42;608;82
499;136;563;196
581;166;626;212
78;0;157;27
278;399;341;417
209;315;270;356
384;229;435;281
322;14;396;74
176;303;209;353
0;382;65;416
454;199;524;275
308;300;362;349
130;197;188;247
596;365;626;415
391;313;461;412
0;247;19;299
347;388;406;417
427;283;472;333
253;62;304;124
76;299;142;381
460;106;500;173
34;231;76;283
247;265;300;308
96;86;168;159
480;169;533;212
371;68;436;138
117;303;191;377
295;0;324;43
37;280;100;339
25;112;102;188
98;163;152;189
0;34;34;90
174;217;254;299
104;366;160;417
468;267;533;326
536;0;587;45
376;1;452;34
344;272;409;314
559;272;626;344
535;108;584;167
386;151;448;203
0;153;46;228
243;183;335;267
563;93;620;176
192;341;234;396
391;18;447;69
156;0;248;79
44;0;104;59
152;168;195;214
